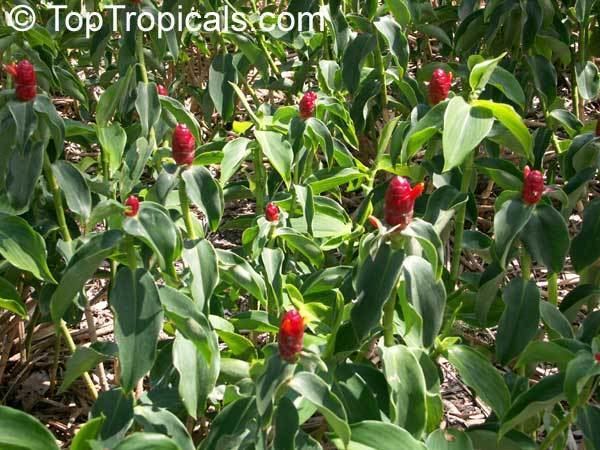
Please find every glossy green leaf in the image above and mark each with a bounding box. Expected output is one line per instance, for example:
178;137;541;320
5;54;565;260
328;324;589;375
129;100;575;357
469;53;506;94
447;345;510;418
113;433;179;450
0;406;60;450
182;166;224;231
0;215;55;282
576;61;600;100
51;231;123;322
426;429;474;450
442;96;493;172
220;138;250;185
52;160;92;220
492;198;533;267
515;340;575;370
90;388;134;445
332;421;427;450
111;267;163;392
488;66;526;109
135;82;161;137
564;351;600;406
70;416;105;450
381;345;427;436
98;123;126;177
134;405;194;450
577;405;600;450
160;97;201;143
0;276;27;318
209;53;237;122
216;249;267;304
60;344;112;393
182;239;218;312
255;130;293;187
571;198;600;272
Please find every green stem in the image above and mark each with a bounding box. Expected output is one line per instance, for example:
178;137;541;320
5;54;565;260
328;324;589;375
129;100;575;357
373;34;388;108
450;154;474;286
382;295;396;347
253;146;267;212
43;153;72;243
135;31;149;84
548;272;558;305
179;177;197;240
59;320;98;399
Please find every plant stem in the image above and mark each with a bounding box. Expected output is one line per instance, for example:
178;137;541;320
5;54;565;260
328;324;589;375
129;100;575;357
382;295;396;347
59;320;98;399
521;246;532;281
179;177;197;240
450;154;474;286
43;153;72;243
253;145;267;212
373;34;388;107
548;272;558;305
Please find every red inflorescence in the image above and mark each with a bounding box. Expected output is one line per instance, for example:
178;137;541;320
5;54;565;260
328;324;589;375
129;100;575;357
384;176;424;230
278;309;304;362
157;84;168;96
595;353;600;364
124;196;140;217
6;60;37;102
172;124;196;166
522;166;544;205
299;91;318;119
428;68;453;105
265;202;280;222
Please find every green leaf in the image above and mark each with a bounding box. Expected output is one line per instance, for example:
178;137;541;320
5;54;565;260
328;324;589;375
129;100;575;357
351;237;405;340
98;123;127;178
209;53;237;122
400;101;446;163
571;198;600;273
86;199;127;230
134;405;194;450
0;215;55;282
0;276;27;318
496;278;540;364
306;167;365;194
469;53;506;94
221;138;251;185
492;198;533;267
332;421;427;450
499;373;565;437
275;228;325;267
182;166;224;231
52;160;92;220
90;388;134;444
111;267;163;393
60;344;113;393
576;61;600;100
113;433;179;450
342;33;377;93
160;96;201;143
488;66;526;109
289;372;351;447
274;397;299;450
135;82;161;138
182;239;219;312
96;67;134;126
515;340;575;370
256;354;296;416
539;302;574;338
577;405;600;450
124;201;182;272
384;0;411;26
216;249;267;304
521;204;569;273
564;351;600;406
472;100;532;160
442;96;494;172
401;256;446;348
381;345;427;436
447;345;510;418
426;429;474;450
527;55;557;107
70;416;105;450
172;333;219;420
374;16;409;72
401;219;445;280
51;231;123;322
0;406;60;450
576;0;598;23
255;130;293;188
198;397;258;450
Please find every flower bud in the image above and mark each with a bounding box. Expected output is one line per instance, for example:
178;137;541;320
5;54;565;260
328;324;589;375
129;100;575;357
522;166;544;205
428;68;452;105
157;84;168;96
595;353;600;364
172;124;196;166
6;60;37;102
299;91;317;119
124;195;140;217
278;309;304;362
384;177;424;230
265;202;280;222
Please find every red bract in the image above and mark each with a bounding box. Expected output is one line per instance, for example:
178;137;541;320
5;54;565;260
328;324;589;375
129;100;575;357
595;353;600;364
157;84;168;96
124;196;140;217
522;166;544;205
7;60;37;102
384;176;424;230
428;68;452;105
172;124;196;166
278;309;304;362
299;91;317;119
265;202;280;222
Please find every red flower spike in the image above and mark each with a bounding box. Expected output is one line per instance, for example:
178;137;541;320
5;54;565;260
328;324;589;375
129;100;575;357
299;91;317;119
157;84;168;96
595;353;600;364
172;124;196;166
522;166;544;205
278;309;304;362
7;60;37;102
428;68;453;105
384;177;424;230
265;202;280;222
124;195;140;217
